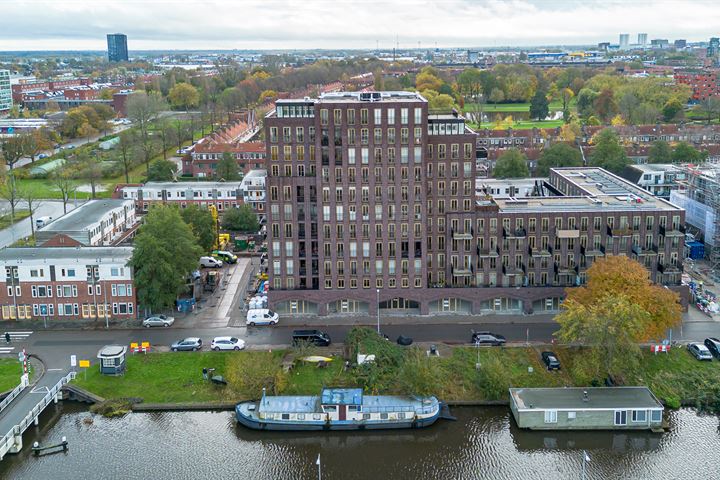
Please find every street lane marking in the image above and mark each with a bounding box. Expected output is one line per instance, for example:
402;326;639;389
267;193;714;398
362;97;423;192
31;386;50;394
46;368;63;371
0;348;14;353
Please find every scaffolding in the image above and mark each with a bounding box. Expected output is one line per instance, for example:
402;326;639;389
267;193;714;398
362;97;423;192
675;164;720;276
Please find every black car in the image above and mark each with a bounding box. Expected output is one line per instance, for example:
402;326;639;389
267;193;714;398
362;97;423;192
704;337;720;359
541;351;561;370
471;331;506;346
292;329;331;347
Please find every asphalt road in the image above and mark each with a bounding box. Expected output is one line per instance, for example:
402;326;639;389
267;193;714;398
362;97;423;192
4;319;718;371
0;201;79;248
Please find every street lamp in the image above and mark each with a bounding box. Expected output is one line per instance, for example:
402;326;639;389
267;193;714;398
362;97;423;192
376;288;380;334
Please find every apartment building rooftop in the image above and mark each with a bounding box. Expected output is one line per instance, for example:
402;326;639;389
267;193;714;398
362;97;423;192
0;246;133;263
275;91;425;107
131;181;243;189
41;200;131;233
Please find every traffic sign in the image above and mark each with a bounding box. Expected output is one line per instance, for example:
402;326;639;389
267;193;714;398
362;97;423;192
79;360;90;368
70;355;77;367
17;351;24;362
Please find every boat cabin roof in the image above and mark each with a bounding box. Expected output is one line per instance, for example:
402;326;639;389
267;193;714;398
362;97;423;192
259;395;319;413
321;388;363;405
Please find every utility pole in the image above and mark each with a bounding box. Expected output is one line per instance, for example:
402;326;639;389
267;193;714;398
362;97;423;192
376;289;380;334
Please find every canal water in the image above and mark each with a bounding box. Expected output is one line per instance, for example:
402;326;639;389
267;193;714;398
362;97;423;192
0;404;718;479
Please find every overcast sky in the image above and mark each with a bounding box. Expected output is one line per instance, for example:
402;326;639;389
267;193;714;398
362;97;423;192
1;0;719;51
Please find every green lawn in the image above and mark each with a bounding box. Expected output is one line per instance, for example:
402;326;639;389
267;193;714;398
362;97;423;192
0;210;30;229
468;119;565;130
464;99;572;114
0;359;25;393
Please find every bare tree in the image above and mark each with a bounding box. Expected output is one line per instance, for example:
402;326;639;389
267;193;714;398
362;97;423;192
19;184;42;240
117;130;137;184
0;175;21;220
75;152;103;200
51;166;78;214
127;91;167;173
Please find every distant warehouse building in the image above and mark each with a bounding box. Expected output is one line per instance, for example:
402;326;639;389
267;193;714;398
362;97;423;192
35;199;137;247
0;246;136;321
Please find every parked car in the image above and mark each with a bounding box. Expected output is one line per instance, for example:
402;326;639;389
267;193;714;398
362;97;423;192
704;337;720;359
687;342;713;361
66;145;75;150
35;216;53;229
38;153;48;159
396;335;413;346
541;351;561;370
211;336;245;351
212;250;237;264
199;256;223;268
246;309;279;326
470;331;506;346
292;330;331;346
142;314;175;328
171;337;202;352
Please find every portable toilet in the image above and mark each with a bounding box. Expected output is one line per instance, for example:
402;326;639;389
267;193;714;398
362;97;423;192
97;345;127;375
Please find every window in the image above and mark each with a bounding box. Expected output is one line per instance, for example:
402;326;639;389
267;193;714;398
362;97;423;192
632;410;647;422
544;410;557;423
651;410;662;422
567;411;576;420
614;410;627;425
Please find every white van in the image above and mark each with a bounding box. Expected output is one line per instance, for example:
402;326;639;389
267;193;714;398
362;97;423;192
246;309;279;326
199;256;223;268
36;216;53;229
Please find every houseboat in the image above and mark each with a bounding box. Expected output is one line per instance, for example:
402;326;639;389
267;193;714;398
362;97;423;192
509;387;664;431
236;388;448;431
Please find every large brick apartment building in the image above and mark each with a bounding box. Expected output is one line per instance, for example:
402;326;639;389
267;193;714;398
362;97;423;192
0;247;136;322
265;92;687;316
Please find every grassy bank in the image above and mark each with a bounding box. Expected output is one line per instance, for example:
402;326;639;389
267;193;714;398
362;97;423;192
0;359;25;393
0;210;30;229
72;329;720;412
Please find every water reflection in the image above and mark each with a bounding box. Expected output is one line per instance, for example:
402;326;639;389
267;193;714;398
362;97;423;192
0;404;718;480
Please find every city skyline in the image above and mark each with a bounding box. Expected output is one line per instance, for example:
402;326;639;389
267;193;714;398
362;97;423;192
0;0;719;51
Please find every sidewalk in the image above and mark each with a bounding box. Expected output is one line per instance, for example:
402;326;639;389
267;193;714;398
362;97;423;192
275;312;559;327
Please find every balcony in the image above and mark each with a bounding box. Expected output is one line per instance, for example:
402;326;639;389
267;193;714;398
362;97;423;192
502;264;524;275
659;224;686;237
581;244;604;257
531;245;552;257
477;245;499;257
657;262;681;274
631;245;658;256
554;263;579;275
451;265;473;277
555;228;580;239
607;225;632;237
451;227;474;240
503;227;527;239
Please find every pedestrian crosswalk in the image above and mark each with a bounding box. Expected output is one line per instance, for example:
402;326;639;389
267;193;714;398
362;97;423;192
0;331;33;354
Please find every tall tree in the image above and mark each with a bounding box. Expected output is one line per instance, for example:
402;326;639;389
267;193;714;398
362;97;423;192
18;184;42;239
50;166;77;214
529;88;549;121
129;206;203;312
222;205;259;233
168;82;200;111
558;87;574;116
216;151;240;181
75;152;103;199
589;128;629;174
647;140;673;164
147;159;178;182
0;136;25;172
22;130;52;163
536;143;583;176
117;130;137;184
179;205;216;252
492;148;529;179
127;91;167;173
0;175;20;220
672;141;706;163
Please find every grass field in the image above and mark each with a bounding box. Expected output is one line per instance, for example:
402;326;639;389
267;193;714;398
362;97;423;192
73;328;720;412
464;99;571;114
468;119;565;130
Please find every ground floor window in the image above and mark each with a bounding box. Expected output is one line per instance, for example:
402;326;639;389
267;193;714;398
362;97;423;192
651;410;662;422
379;298;419;310
614;410;628;425
632;410;647;422
274;300;318;314
2;305;32;320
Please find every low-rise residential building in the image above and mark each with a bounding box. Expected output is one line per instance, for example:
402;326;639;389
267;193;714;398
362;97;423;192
0;246;136;321
36;200;137;247
119;181;244;213
240;169;266;218
674;70;718;101
186;141;265;177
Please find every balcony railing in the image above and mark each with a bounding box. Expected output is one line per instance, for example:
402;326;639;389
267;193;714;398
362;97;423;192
607;225;633;237
659;224;686;237
451;227;474;240
451;265;474;277
503;227;527;239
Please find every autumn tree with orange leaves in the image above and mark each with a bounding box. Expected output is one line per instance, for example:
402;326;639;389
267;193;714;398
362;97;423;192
556;256;682;379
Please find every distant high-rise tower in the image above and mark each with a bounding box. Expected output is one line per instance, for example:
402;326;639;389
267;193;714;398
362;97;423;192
0;70;12;112
709;37;720;57
619;34;629;49
638;33;648;46
107;33;128;62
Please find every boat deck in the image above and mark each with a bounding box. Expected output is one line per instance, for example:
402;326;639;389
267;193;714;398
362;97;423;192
259;396;319;413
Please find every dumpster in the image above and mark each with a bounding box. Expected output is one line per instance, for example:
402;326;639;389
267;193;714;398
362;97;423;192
235;237;249;251
686;241;705;260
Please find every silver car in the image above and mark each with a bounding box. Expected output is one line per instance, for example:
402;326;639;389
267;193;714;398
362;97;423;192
688;342;713;361
171;337;202;352
142;314;175;328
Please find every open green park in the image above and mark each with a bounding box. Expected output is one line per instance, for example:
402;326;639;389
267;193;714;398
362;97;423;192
463;99;571;130
33;327;718;415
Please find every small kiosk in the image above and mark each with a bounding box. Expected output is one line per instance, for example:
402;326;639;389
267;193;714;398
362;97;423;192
97;345;127;375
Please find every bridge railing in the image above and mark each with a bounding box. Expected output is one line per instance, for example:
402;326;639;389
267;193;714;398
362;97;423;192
0;382;26;414
0;371;76;460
